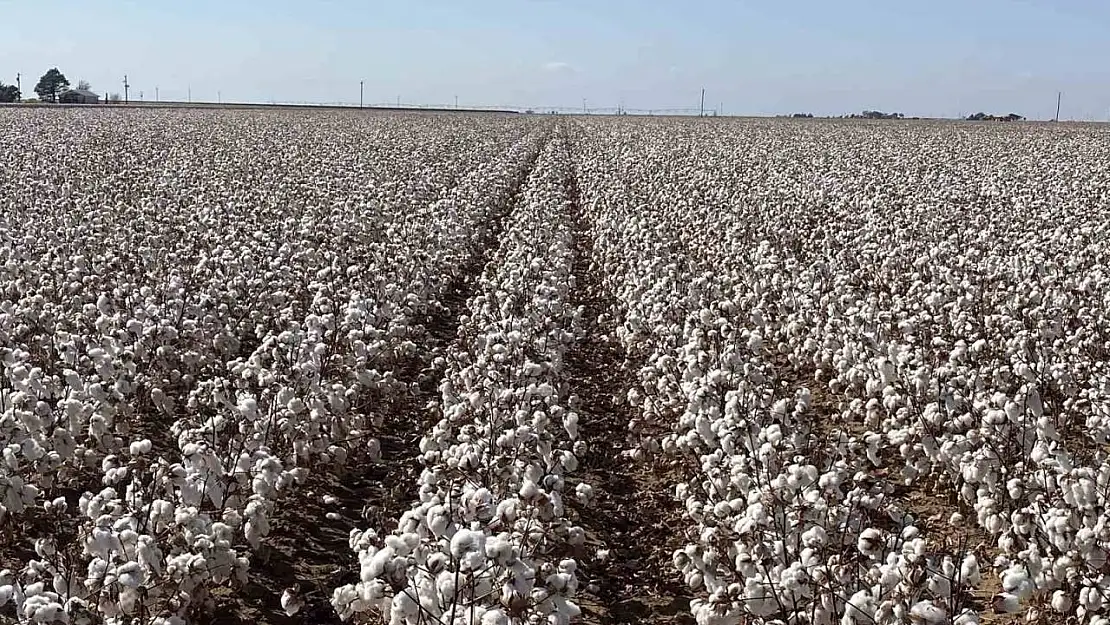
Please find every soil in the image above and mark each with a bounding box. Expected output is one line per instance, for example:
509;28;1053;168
563;154;695;625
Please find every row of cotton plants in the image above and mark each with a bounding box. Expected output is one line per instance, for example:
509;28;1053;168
0;109;544;623
567;120;1110;624
332;136;590;625
780;148;1110;618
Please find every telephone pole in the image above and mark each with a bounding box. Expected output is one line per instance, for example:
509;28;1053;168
455;95;459;109
155;86;159;102
15;73;20;99
360;81;364;108
188;86;191;103
582;98;587;114
700;88;705;117
1055;91;1062;122
123;75;129;103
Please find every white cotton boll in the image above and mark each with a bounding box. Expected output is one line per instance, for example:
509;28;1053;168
960;554;980;586
1001;568;1032;600
520;480;539;500
909;600;946;624
481;609;510;625
128;439;153;456
281;587;303;616
563;412;579;440
747;333;763;352
575;482;594;505
1051;590;1071;613
857;528;882;557
360;546;394;582
1081;586;1105;612
0;584;11;606
391;585;420;617
426;505;449;537
117;561;143;588
238;397;259;420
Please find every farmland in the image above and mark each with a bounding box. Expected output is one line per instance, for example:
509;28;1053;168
1;107;1110;625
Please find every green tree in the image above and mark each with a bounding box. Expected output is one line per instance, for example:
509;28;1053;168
34;68;69;103
0;83;19;103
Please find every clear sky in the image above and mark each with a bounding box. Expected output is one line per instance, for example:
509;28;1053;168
2;0;1109;119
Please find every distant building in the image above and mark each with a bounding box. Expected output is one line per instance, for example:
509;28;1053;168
59;89;100;104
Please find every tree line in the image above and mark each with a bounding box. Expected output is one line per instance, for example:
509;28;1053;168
0;68;107;103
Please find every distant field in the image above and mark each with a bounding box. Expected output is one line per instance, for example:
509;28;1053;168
0;107;1107;624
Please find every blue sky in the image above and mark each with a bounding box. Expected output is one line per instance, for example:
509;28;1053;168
2;0;1109;119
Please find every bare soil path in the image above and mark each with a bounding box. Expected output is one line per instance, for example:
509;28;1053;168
563;146;695;625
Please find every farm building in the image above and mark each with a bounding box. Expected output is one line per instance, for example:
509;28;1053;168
59;89;100;104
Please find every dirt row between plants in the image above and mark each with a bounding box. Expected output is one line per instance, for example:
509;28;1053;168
562;143;695;625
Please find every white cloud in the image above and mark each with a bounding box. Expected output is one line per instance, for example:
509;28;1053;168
543;61;574;73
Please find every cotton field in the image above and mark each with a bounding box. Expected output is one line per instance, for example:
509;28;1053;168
0;108;1109;625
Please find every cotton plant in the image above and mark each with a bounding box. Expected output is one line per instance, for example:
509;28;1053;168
0;109;552;623
568;119;1110;622
334;137;592;624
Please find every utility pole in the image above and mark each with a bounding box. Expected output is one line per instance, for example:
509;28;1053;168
397;95;401;108
218;91;221;104
155;86;159;102
1055;91;1062;122
188;86;191;103
700;88;705;117
15;73;20;99
582;98;587;114
139;90;143;101
455;95;458;109
123;75;129;103
360;81;364;108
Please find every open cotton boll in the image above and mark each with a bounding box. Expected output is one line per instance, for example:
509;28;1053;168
128;439;153;456
450;529;487;571
909;600;946;625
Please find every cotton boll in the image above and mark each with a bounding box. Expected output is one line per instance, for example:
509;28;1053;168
960;554;980;586
575;482;594;505
563;412;579;440
450;529;486;570
1051;590;1072;613
128;439;153;456
909;600;946;625
281;587;303;616
857;528;882;557
481;609;510;625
